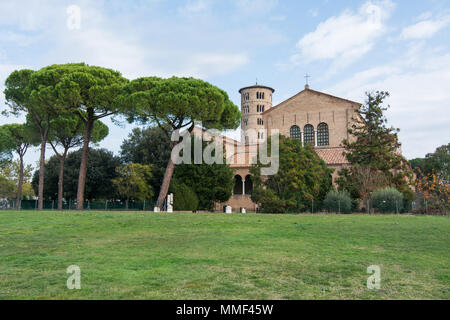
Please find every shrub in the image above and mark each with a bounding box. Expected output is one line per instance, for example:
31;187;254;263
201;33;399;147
171;182;199;211
323;190;352;214
371;187;403;213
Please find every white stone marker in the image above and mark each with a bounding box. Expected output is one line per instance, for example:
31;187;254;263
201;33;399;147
167;193;174;213
153;207;160;213
225;206;232;214
241;208;246;214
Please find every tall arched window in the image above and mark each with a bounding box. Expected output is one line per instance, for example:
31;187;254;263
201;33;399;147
290;125;301;140
317;123;329;146
304;124;315;145
233;175;243;195
244;175;253;195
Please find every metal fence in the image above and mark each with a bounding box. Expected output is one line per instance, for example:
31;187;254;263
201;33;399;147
2;199;156;211
255;198;417;214
1;198;446;215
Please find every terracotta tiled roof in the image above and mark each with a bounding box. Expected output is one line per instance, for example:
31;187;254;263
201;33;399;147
315;147;349;165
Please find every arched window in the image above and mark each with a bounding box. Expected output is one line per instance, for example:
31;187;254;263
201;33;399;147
233;175;243;195
290;125;301;140
317;123;329;146
304;124;315;145
244;175;253;195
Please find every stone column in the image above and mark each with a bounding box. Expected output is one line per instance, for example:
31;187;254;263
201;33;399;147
242;179;246;195
315;130;318;147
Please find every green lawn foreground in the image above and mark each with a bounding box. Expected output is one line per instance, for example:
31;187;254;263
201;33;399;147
0;211;448;300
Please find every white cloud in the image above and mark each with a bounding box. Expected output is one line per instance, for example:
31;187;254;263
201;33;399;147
182;53;249;78
309;8;318;18
401;16;450;39
416;12;432;21
294;1;394;68
0;0;60;31
270;15;286;22
328;49;450;160
234;0;279;15
0;0;256;166
178;0;211;15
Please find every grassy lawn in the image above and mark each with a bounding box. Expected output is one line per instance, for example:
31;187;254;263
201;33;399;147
0;211;448;300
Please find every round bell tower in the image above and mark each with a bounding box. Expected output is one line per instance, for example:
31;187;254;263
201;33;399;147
239;84;275;143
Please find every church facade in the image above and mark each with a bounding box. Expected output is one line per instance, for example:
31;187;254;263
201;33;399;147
217;83;362;212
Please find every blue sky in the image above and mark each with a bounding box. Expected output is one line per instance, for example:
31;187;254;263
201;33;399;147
1;0;449;167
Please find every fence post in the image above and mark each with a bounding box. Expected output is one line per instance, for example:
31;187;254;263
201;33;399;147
311;199;314;214
35;199;37;210
338;200;341;214
396;200;398;214
105;200;108;211
425;199;428;215
52;200;54;210
143;199;146;211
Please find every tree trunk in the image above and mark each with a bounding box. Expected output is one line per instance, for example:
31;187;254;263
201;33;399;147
15;155;24;210
57;155;66;210
38;128;49;211
76;115;94;210
156;157;176;209
155;125;194;210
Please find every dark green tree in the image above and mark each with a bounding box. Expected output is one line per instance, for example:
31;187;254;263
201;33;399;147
422;143;449;181
27;63;128;210
120;125;172;196
251;135;333;213
32;148;121;201
3;69;61;210
0;123;38;209
173;137;234;210
119;77;240;209
337;91;414;203
120;127;234;209
169;182;199;211
46;116;109;210
112;163;153;209
0;126;16;164
409;158;425;173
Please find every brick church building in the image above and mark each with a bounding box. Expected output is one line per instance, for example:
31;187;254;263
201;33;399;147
217;83;362;212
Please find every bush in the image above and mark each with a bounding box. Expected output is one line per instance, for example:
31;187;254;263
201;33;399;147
371;187;403;213
171;182;199;211
323;190;352;214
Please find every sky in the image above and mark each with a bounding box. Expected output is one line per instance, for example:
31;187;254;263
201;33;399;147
0;0;449;168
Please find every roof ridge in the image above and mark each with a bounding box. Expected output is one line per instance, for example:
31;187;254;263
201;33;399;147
263;88;361;115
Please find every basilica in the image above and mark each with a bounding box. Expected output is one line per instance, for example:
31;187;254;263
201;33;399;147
218;83;362;212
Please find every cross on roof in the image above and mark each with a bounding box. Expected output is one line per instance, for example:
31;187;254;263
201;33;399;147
304;73;311;85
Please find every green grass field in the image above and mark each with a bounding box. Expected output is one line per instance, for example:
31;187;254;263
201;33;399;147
0;211;448;299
